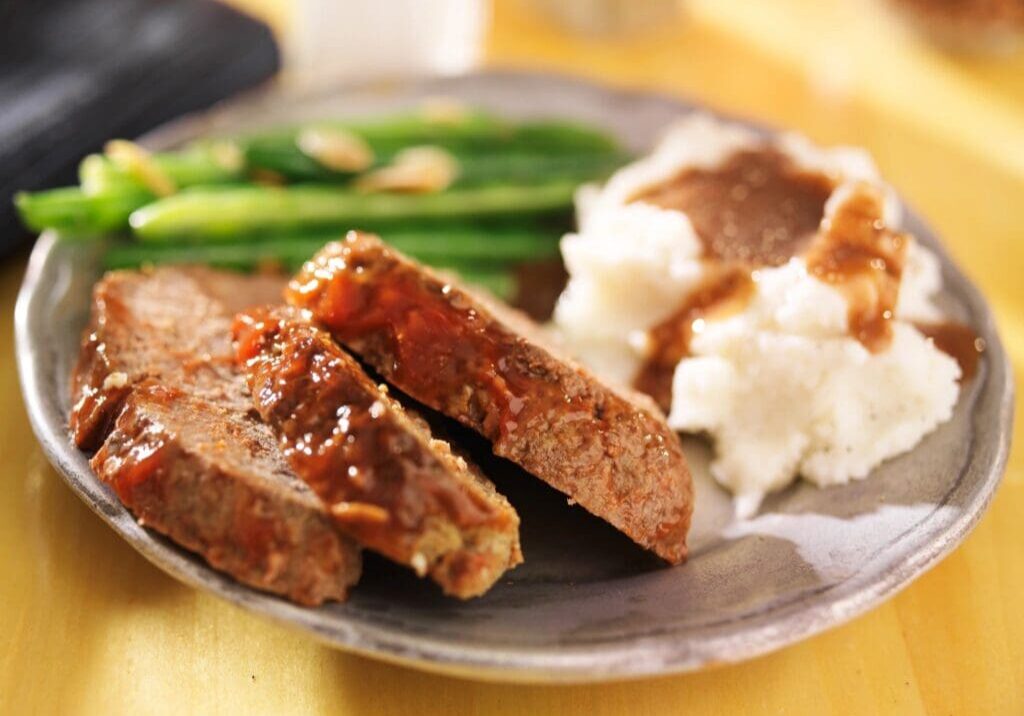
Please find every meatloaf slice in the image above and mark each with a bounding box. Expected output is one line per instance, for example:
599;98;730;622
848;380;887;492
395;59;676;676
70;266;285;451
73;266;361;605
287;233;694;563
234;306;522;598
93;385;361;605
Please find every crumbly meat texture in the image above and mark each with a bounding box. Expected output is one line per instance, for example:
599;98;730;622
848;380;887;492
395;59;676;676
72;266;361;605
93;385;361;605
70;266;285;450
288;234;694;563
234;306;522;599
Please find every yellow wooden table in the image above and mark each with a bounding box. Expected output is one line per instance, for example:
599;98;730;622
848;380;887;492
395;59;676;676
2;1;1021;713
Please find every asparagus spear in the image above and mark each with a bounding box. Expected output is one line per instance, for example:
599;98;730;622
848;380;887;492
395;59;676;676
130;182;579;242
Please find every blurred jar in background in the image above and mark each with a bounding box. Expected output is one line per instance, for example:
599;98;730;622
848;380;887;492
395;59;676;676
885;0;1024;54
285;0;489;85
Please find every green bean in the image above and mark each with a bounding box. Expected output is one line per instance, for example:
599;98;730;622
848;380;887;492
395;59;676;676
240;142;344;183
104;225;559;270
390;226;559;261
240;120;622;181
454;268;517;300
238;111;513;154
502;121;622;154
130;182;579;242
78;147;244;196
103;238;322;271
243;143;627;186
103;239;518;299
78;155;141;196
15;187;152;234
15;112;621;240
451;151;627;188
57;112;618;202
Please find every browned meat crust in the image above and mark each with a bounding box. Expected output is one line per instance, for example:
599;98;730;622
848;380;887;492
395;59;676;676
287;233;694;563
93;385;361;605
72;267;361;604
70;266;285;451
233;306;522;598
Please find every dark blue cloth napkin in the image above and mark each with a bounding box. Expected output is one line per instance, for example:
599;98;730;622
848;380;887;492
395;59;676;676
0;0;280;256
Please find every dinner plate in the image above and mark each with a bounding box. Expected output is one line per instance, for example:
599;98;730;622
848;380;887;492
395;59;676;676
14;71;1014;683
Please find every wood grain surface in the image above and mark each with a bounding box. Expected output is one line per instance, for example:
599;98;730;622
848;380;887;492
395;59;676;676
1;1;1021;713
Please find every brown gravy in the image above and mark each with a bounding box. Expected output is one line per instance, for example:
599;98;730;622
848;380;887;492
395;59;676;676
634;266;755;410
805;185;908;353
629;147;978;407
629;147;838;408
915;321;985;381
631;148;835;266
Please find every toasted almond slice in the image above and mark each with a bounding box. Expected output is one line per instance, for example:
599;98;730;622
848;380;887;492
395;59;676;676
208;140;245;172
296;126;375;172
355;146;459;194
104;139;177;197
330;500;391;525
419;96;471;125
410;552;429;577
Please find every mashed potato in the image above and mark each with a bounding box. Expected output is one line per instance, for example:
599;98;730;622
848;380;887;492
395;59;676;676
555;114;961;516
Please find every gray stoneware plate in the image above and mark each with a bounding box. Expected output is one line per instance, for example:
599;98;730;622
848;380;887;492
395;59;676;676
14;71;1014;683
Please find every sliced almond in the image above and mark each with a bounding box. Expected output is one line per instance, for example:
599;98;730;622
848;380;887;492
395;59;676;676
296;126;374;173
330;500;390;525
419;96;471;125
207;140;245;173
104;139;177;197
355;146;459;194
410;552;429;577
101;372;129;390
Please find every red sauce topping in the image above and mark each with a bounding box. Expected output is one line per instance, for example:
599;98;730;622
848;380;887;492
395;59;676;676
915;321;985;381
287;235;693;564
233;307;505;564
106;431;168;503
97;385;184;502
288;245;591;445
805;185;908;353
631;148;835;266
70;333;129;450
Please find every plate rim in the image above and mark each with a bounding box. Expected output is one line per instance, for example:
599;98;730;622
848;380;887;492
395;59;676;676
14;69;1016;683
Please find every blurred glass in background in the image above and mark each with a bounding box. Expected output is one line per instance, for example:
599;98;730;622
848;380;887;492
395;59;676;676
284;0;490;84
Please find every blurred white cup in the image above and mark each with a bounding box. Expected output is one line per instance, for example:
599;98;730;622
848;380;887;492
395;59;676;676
284;0;490;85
